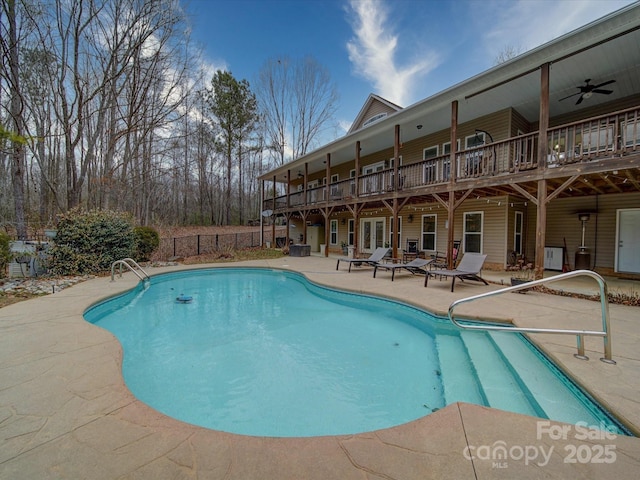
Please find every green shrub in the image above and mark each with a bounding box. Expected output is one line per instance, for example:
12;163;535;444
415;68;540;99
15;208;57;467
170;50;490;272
48;209;136;275
133;226;160;262
0;232;11;277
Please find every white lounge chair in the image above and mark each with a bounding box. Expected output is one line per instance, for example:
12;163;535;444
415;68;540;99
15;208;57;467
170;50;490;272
373;257;433;281
336;247;390;272
424;253;488;292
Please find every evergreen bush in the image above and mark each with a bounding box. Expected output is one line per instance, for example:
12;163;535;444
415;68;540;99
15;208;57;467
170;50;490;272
0;232;11;277
133;226;160;262
48;209;136;275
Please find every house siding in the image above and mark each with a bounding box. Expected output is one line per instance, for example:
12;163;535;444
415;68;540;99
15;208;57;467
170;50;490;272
544;192;640;273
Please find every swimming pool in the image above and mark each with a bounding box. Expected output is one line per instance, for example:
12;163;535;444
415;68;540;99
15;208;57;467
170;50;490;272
85;268;630;437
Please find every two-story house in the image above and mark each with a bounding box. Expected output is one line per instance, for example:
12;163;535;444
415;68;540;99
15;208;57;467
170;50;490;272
260;3;640;277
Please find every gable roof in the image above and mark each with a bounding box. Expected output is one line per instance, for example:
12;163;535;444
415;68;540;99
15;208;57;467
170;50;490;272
348;94;403;133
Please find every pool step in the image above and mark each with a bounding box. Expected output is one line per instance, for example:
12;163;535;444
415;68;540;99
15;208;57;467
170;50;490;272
459;331;538;417
435;334;485;406
488;331;602;426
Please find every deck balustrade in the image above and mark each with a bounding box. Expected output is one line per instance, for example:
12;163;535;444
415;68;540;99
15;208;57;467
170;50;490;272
263;106;640;212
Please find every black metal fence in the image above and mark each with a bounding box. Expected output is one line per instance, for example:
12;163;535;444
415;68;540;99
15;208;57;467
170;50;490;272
157;229;287;260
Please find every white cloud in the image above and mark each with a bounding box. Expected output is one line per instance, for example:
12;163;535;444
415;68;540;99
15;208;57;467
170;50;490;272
481;0;634;61
345;0;439;107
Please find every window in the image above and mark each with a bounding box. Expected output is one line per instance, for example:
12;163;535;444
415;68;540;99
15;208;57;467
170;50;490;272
388;156;403;168
389;217;402;248
330;219;338;245
464;212;483;253
363;161;385;174
349;169;356;195
464;133;485;176
577;122;614;154
363;112;387;127
441;140;458;181
623;119;640;148
423;146;438;184
330;174;341;199
348;219;354;245
514;211;523;254
421;214;436;251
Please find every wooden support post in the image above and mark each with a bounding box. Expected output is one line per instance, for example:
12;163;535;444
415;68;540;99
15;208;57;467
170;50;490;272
355;141;361;197
393;198;399;258
394;124;400;190
447;100;458;268
325;153;331;257
534;63;550;278
271;175;276;246
535;179;547;278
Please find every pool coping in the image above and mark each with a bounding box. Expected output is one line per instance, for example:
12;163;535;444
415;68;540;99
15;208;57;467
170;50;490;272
1;257;639;479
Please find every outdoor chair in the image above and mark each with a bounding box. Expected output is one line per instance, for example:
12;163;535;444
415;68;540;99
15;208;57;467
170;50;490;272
336;247;390;272
430;240;461;269
402;238;422;262
424;253;488;292
373;257;433;281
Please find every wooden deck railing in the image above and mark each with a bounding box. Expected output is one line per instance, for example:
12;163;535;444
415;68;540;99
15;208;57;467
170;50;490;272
262;106;640;212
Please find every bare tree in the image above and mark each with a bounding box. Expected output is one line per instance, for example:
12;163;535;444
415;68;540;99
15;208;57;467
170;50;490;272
494;44;525;65
1;0;28;238
255;55;339;168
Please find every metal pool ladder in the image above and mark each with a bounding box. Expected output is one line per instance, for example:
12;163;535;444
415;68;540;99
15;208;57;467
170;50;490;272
111;258;150;283
447;270;615;364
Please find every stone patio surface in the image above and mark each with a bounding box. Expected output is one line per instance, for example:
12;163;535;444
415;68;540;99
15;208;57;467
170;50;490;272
1;255;639;479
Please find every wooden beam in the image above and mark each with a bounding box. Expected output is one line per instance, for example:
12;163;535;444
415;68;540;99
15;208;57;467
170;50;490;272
433;193;449;210
511;183;538;205
546;175;579;203
599;173;624;193
454;189;475;210
623;170;640;190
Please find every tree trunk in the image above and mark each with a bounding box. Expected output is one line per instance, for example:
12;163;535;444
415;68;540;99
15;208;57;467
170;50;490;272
6;0;28;239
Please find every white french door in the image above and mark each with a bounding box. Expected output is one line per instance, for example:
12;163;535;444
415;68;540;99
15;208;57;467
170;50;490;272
360;217;385;253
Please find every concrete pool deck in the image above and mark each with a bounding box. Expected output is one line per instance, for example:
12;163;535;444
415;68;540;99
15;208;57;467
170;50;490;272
1;256;639;479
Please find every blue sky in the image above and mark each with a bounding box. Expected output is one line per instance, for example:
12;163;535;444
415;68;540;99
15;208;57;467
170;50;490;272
185;0;635;136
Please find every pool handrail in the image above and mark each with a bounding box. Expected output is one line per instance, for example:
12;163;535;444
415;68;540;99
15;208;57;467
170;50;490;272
111;258;150;283
447;269;615;364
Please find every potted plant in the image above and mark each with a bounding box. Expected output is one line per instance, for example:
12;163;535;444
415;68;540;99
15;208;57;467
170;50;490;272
507;256;535;291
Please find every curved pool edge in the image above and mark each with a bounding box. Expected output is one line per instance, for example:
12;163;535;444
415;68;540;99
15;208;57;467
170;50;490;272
2;259;640;477
86;261;640;437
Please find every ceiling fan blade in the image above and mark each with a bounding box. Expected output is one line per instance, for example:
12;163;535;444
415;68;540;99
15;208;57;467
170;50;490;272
575;95;585;105
593;89;613;95
559;91;581;101
593;79;615;88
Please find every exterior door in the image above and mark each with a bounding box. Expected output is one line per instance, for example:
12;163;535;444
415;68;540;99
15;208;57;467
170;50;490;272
616;209;640;273
360;218;385;253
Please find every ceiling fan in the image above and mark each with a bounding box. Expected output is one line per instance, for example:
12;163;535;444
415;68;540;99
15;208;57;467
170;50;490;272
559;78;616;105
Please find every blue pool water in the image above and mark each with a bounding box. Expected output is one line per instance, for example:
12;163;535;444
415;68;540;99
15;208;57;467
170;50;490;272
85;268;630;437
